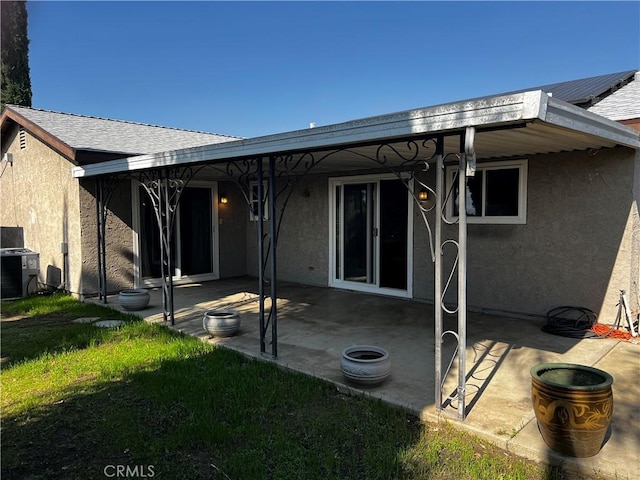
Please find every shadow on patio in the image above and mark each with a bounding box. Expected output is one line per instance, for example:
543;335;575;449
98;277;638;479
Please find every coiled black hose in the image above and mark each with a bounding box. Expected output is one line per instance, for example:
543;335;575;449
541;306;602;339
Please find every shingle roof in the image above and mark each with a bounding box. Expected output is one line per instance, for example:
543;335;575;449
4;105;241;155
588;72;640;121
501;70;637;107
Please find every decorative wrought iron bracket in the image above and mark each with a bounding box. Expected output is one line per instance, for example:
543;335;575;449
136;167;198;325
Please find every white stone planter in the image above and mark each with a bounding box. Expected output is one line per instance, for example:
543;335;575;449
118;288;150;311
340;345;391;387
203;309;241;337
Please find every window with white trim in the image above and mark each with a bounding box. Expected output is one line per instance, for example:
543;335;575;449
445;159;528;224
249;181;269;221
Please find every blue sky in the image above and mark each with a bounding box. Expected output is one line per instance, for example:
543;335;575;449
27;1;639;138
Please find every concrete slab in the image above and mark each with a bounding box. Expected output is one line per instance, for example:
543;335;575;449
95;279;639;479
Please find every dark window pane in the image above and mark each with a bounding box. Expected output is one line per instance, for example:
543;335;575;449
140;186;161;279
379;179;407;289
180;188;212;275
343;183;369;283
485;168;519;216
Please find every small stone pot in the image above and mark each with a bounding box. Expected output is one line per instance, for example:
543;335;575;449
203;309;241;337
118;288;150;311
531;363;614;457
340;345;391;387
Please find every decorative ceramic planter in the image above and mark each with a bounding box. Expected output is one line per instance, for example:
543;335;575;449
340;345;391;387
203;309;241;337
118;288;150;311
531;363;614;457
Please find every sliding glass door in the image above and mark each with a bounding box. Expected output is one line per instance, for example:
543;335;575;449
330;174;412;297
342;182;375;284
134;183;218;286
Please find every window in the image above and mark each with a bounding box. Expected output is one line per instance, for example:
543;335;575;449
445;159;527;224
249;181;269;221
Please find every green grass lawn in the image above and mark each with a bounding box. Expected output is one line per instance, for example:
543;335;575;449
1;293;571;479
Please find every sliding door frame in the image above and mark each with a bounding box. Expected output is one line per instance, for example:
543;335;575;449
131;180;220;288
328;173;413;298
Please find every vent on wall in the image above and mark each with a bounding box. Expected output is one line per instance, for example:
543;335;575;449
19;127;26;150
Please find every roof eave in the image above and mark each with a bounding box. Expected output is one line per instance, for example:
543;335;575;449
543;96;640;148
1;106;77;161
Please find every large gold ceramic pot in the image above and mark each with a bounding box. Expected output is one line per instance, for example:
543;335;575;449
531;363;613;458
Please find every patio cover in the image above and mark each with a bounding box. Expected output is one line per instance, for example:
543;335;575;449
71;90;640;179
70;89;640;420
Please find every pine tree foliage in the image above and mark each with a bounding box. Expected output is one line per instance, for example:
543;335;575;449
1;0;32;109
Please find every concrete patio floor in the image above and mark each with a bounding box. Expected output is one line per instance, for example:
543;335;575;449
100;278;639;479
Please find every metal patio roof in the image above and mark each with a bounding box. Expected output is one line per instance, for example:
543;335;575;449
71;90;640;179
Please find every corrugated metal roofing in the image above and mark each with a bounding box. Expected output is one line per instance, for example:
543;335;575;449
4;105;241;155
501;70;637;107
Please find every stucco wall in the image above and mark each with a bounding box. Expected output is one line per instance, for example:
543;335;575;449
218;181;248;278
80;177;247;292
630;148;640;318
0;127;82;294
245;175;329;285
78;178;134;296
271;176;329;285
9;127;631;321
411;147;638;322
259;147;637;323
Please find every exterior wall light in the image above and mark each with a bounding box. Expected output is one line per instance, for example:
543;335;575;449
418;189;428;201
219;195;228;204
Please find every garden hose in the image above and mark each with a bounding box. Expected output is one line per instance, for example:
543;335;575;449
541;306;601;339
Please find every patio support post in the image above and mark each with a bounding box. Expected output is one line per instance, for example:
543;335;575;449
268;155;278;358
256;159;267;354
220;156;277;357
140;174;170;323
456;126;476;420
434;139;444;411
162;174;176;326
95;176;118;303
139;167;191;325
96;177;107;303
432;128;475;421
456;133;469;420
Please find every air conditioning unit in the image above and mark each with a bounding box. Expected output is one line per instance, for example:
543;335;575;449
1;248;40;299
